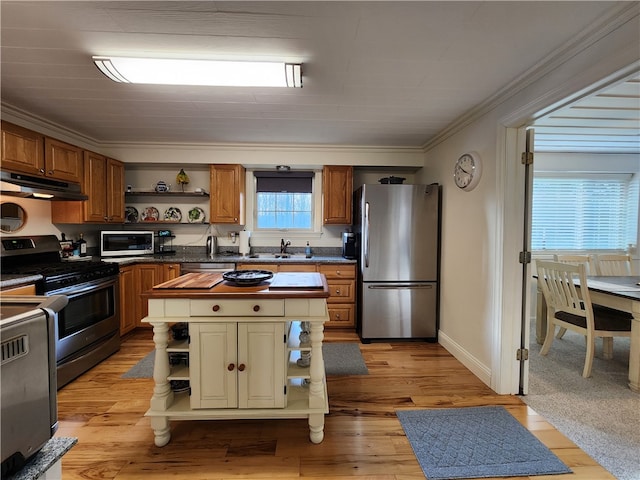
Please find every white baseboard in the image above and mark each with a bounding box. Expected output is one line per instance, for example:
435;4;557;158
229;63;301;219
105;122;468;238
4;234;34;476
438;331;492;388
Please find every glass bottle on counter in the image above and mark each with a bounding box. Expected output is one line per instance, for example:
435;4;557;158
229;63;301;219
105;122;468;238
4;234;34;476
77;233;87;257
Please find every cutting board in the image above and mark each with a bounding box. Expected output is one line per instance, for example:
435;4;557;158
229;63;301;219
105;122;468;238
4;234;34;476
269;272;324;289
153;272;224;289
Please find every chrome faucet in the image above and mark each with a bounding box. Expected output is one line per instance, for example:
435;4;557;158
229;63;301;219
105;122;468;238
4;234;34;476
280;238;291;254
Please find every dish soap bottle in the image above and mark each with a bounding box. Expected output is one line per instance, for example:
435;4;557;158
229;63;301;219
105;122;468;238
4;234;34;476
305;241;312;258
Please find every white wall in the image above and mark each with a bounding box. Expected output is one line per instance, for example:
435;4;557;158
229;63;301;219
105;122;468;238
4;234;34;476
419;9;640;393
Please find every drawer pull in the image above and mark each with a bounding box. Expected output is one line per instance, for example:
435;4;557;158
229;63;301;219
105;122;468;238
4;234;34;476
238;363;246;372
253;305;260;312
212;305;221;312
335;313;341;319
335;289;341;295
228;363;235;371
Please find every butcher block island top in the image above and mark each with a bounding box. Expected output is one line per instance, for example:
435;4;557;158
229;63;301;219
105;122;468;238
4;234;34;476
143;272;330;299
141;271;330;447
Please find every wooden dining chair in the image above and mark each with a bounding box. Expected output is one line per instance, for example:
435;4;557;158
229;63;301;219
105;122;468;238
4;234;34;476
595;254;632;276
552;254;595;275
535;260;632;378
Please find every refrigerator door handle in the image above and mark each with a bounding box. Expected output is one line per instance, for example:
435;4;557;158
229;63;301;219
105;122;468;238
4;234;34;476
367;284;434;289
364;201;370;268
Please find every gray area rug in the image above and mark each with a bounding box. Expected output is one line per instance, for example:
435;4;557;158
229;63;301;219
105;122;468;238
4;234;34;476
397;406;571;480
522;327;639;480
123;342;368;378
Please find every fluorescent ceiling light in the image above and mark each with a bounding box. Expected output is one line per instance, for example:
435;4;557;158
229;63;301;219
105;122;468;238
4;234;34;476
93;56;302;88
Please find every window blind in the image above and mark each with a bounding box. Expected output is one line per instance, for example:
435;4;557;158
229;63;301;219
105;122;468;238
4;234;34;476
532;174;638;250
255;171;313;193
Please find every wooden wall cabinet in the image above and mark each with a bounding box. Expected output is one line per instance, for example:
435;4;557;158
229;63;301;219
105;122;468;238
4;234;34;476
1;121;83;183
210;164;245;224
1;121;45;176
236;262;356;328
44;137;83;183
322;165;353;225
52;152;125;224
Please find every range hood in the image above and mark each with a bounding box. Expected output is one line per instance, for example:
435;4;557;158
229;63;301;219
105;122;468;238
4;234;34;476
0;170;87;201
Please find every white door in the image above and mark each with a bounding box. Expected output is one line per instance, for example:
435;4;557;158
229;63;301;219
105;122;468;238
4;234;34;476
190;323;237;409
237;323;286;408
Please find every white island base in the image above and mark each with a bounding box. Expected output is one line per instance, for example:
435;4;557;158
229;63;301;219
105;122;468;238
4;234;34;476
143;292;330;447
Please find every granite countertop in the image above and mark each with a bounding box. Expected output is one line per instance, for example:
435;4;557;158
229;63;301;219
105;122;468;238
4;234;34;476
0;251;356;289
0;274;43;289
104;253;356;266
6;437;77;480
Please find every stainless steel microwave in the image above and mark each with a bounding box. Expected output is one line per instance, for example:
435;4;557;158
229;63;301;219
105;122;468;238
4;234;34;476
100;231;154;257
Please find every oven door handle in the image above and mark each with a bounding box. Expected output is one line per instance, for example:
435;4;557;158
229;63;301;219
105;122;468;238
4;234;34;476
48;276;118;297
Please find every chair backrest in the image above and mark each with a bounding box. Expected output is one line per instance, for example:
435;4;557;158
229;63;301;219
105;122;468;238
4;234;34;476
595;254;632;276
552;254;595;276
536;260;594;328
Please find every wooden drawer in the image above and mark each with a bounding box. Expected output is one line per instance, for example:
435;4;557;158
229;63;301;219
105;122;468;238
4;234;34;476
278;263;317;272
190;299;284;317
236;263;277;272
1;283;36;295
318;264;355;279
326;279;355;303
327;304;355;327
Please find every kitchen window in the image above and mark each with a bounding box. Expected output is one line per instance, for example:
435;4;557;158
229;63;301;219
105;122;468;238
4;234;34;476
252;170;318;231
532;173;639;250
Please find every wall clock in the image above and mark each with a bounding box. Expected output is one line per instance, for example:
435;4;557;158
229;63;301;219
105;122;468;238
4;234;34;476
454;151;482;191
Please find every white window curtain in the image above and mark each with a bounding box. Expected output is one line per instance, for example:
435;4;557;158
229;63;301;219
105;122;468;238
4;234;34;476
532;173;638;250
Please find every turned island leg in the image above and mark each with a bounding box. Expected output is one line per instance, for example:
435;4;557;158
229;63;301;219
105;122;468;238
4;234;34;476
149;321;173;446
308;322;325;443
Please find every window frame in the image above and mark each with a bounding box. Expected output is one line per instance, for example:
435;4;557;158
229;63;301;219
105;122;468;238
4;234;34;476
245;168;324;239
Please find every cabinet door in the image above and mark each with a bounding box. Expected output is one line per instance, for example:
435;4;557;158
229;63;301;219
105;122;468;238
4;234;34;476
210;164;245;224
237;322;286;408
83;151;108;222
106;158;125;223
322;165;353;225
44;137;83;183
1;121;45;175
119;265;137;335
162;263;181;281
135;264;162;326
190;323;238;409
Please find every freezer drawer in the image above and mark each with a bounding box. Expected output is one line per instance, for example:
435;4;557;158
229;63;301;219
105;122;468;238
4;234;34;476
360;282;437;340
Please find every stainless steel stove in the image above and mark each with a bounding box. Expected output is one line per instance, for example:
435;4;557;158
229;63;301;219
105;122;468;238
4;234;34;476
1;235;121;388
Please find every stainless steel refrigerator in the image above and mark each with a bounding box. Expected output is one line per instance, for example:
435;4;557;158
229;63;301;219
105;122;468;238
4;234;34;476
354;183;440;341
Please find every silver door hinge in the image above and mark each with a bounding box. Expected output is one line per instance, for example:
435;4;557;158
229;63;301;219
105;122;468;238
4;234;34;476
521;151;534;165
516;348;529;361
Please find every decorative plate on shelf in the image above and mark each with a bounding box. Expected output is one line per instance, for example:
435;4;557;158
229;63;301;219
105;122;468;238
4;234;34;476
223;270;274;286
124;206;139;223
163;207;182;222
187;206;206;223
141;206;159;222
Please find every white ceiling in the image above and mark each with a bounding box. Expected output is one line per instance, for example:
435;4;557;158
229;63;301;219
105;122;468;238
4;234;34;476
1;1;638;152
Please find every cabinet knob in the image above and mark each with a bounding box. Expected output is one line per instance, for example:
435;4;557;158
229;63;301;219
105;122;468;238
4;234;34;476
253;305;260;312
335;289;341;295
48;170;54;175
228;363;235;371
335;313;341;319
212;305;220;312
238;363;246;372
39;168;45;174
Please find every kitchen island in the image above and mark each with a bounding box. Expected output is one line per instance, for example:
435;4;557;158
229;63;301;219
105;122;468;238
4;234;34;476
141;272;330;446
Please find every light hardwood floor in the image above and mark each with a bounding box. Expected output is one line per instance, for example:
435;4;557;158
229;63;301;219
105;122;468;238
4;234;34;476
55;329;616;480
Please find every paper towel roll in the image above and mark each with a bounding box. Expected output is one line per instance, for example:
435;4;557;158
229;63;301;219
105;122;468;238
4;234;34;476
239;230;251;255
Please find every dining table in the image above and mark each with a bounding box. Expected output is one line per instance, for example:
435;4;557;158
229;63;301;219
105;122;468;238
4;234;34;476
535;275;640;393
